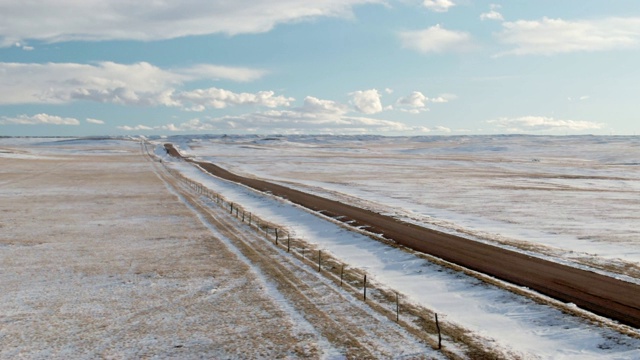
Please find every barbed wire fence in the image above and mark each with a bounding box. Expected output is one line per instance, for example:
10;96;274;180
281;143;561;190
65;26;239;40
142;141;451;353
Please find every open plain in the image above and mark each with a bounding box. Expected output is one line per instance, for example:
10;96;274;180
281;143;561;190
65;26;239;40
0;139;435;359
2;137;640;359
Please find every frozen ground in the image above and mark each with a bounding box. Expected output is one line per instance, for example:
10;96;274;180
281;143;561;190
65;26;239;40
155;139;640;359
2;137;640;359
166;134;640;279
0;138;435;359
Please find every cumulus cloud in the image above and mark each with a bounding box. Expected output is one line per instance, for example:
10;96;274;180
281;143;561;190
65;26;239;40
0;0;380;47
86;118;105;124
422;0;455;13
434;125;452;132
158;119;218;132
430;95;454;103
130;95;431;134
487;116;604;132
300;96;350;114
175;88;294;111
0;61;288;111
117;125;154;131
496;17;640;56
399;25;474;54
176;64;266;83
398;91;428;106
480;4;504;21
0;113;80;125
396;91;455;113
349;89;385;114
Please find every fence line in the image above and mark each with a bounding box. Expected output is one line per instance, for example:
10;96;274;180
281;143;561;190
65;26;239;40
154;153;448;353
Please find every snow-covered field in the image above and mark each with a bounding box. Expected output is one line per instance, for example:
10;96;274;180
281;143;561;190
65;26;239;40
2;136;640;359
0;138;436;359
153;135;640;359
166;134;640;280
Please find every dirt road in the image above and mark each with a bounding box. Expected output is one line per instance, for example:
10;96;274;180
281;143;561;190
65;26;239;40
166;143;640;329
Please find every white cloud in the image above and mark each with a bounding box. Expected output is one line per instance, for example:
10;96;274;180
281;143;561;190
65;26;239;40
0;62;286;111
487;116;604;132
0;113;80;125
193;113;431;134
480;4;503;21
175;88;294;111
147;95;432;134
397;91;428;113
429;96;448;103
399;25;474;54
398;91;428;107
301;96;349;114
14;42;34;51
0;62;266;105
480;11;504;21
422;0;455;13
158;119;217;132
0;0;381;47
176;64;266;83
349;89;384;114
497;17;640;56
117;125;154;131
396;91;455;113
434;125;451;132
86;118;105;124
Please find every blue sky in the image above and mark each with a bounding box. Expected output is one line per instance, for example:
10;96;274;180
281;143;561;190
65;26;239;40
1;0;639;136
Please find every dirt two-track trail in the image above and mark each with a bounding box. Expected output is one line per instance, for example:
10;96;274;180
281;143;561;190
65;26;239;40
165;144;640;329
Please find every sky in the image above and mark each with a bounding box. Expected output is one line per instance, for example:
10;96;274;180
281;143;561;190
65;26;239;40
1;0;639;136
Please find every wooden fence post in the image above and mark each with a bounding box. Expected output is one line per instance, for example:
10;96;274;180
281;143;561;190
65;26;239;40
435;313;442;349
363;274;367;301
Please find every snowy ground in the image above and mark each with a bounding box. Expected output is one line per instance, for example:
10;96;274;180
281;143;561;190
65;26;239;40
152;137;640;359
2;137;640;359
0;138;436;359
166;134;640;280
